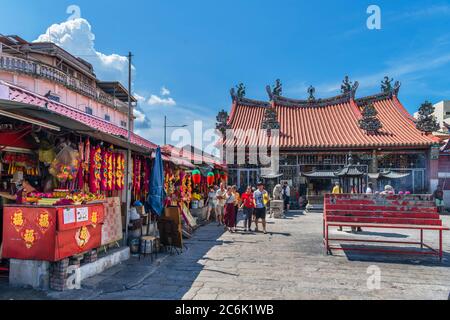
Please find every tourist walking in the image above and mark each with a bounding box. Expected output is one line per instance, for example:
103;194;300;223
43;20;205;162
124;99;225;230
332;181;343;194
381;185;395;195
206;186;217;223
232;185;241;229
215;182;227;226
433;185;445;214
240;186;255;232
253;181;269;234
224;186;236;232
332;182;344;231
282;181;291;214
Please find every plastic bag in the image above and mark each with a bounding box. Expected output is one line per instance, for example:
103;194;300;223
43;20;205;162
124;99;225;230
38;139;56;165
49;145;80;183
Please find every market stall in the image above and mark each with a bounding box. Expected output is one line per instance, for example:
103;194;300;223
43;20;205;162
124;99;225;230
0;115;155;289
161;160;227;244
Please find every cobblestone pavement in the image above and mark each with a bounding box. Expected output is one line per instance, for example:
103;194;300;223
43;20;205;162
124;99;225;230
2;211;450;300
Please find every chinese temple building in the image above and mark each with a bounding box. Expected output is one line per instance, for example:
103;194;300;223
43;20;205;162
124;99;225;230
216;77;440;206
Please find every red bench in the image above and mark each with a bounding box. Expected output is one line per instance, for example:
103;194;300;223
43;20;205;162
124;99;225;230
323;194;449;261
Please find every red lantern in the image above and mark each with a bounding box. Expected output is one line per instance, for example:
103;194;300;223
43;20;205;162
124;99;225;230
207;172;215;186
214;169;220;182
220;171;227;182
192;169;201;185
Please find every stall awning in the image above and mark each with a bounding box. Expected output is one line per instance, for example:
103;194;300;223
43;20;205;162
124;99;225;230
161;144;225;168
0;99;152;154
159;153;195;169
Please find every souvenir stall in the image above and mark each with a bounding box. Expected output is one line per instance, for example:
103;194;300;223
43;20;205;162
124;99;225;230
126;154;154;253
0;116;151;289
161;162;227;242
162;162;195;243
0;132;129;257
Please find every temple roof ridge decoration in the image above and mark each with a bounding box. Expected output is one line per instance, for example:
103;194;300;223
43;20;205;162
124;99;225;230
230;76;403;108
230;85;271;107
221;76;438;150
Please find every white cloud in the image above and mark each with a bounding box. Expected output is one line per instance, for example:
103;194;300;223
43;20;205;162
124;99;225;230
148;94;176;106
133;106;151;129
161;86;171;96
134;93;146;103
34;18;132;84
135;87;176;107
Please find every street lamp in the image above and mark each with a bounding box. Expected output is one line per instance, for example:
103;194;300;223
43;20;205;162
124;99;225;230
164;115;187;145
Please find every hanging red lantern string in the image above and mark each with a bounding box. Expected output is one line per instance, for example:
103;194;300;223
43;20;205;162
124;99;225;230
192;169;201;185
214;169;221;183
220;171;227;182
207;172;215;186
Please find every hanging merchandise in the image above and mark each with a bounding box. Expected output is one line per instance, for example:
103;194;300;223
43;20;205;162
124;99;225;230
207;172;215;186
180;171;192;204
49;144;80;183
220;171;227;182
38;139;56;165
133;156;142;198
191;169;201;185
143;158;150;194
76;140;85;190
164;169;175;200
111;152;116;191
115;153;124;190
106;146;114;191
100;147;108;192
214;169;220;183
89;145;102;193
84;139;91;167
3;154;37;177
82;139;90;190
76;159;84;190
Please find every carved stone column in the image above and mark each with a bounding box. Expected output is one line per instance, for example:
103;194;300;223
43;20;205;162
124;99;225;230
369;149;379;186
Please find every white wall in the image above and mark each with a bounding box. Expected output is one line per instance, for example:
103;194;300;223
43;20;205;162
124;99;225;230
433;100;450;127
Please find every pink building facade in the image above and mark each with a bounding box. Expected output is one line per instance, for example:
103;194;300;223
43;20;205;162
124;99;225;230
0;35;135;132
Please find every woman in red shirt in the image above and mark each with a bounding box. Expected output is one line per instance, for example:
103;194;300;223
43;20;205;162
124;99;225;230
240;186;255;232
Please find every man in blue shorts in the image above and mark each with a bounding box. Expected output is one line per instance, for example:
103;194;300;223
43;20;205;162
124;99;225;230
253;181;268;234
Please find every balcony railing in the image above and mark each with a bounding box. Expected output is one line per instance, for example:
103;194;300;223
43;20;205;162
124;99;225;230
0;53;129;112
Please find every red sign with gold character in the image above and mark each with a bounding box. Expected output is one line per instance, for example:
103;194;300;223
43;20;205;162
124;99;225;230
2;204;104;261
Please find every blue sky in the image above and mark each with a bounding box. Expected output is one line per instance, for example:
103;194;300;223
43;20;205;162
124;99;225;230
1;0;450;146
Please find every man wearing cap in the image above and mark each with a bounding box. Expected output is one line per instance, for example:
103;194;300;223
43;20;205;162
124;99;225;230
253;181;269;234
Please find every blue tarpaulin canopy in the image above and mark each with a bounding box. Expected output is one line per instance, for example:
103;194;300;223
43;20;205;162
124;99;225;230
146;147;165;216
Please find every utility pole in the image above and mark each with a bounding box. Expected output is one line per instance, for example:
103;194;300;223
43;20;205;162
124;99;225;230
164;115;166;146
124;51;133;244
164;115;187;146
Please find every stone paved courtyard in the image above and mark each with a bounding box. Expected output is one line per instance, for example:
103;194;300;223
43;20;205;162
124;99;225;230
1;211;450;300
